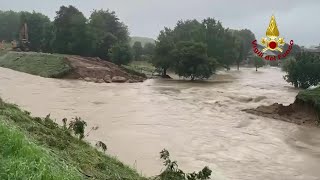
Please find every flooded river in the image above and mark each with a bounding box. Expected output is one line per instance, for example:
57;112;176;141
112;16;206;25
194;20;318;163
0;67;320;180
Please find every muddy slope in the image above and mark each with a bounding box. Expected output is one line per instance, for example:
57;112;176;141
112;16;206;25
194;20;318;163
243;100;319;126
65;56;146;83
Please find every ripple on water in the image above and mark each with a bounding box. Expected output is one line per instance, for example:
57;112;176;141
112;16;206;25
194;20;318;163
0;67;319;179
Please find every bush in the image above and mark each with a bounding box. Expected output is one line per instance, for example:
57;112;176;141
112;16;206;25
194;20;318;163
283;52;320;88
109;43;133;65
68;117;87;140
152;149;212;180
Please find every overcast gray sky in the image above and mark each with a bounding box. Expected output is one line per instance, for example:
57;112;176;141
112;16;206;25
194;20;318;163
1;0;319;47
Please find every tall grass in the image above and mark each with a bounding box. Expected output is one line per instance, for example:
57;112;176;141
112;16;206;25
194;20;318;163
0;121;81;179
0;51;71;78
0;97;145;180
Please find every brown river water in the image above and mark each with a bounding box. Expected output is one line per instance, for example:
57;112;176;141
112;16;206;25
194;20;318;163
0;67;320;180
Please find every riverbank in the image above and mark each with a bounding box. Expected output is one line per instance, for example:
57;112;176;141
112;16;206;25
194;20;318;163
0;50;146;83
0;97;146;180
244;87;320;126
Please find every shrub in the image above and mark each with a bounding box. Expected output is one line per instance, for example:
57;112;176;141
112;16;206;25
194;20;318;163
152;149;212;180
68;117;87;140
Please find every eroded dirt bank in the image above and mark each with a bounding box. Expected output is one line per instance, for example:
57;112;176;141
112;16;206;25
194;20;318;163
243;100;319;126
65;56;146;83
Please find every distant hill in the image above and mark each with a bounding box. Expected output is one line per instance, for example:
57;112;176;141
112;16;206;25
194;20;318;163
130;36;155;46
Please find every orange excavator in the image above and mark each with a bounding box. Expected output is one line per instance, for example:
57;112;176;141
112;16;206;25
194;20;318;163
12;22;30;51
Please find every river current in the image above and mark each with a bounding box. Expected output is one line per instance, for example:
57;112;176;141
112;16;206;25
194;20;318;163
0;67;320;180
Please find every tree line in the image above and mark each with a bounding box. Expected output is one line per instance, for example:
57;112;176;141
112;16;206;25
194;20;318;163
282;52;320;89
151;18;256;79
0;6;133;65
3;6;317;87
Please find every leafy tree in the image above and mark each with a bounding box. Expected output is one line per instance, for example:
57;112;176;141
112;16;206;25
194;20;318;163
41;21;55;52
153;149;212;180
153;28;175;76
88;9;129;59
20;11;51;51
143;42;155;55
233;29;256;70
283;52;320;88
251;56;265;71
0;10;20;41
52;5;90;55
221;29;238;70
172;41;217;80
109;43;133;65
132;41;143;60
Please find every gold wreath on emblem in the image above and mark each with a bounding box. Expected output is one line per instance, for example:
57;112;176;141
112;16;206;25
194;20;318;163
261;15;285;52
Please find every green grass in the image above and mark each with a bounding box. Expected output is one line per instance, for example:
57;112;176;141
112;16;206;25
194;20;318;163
1;42;12;49
0;51;71;78
0;98;146;180
296;87;320;120
124;61;155;77
0;121;82;180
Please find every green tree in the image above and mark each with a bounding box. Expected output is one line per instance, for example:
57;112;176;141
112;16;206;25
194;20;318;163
153;28;175;77
88;10;129;59
221;29;238;70
233;29;256;70
172;41;217;80
0;10;20;41
251;56;265;71
20;11;51;51
143;42;156;55
283;52;320;88
153;18;252;77
108;43;132;65
132;41;143;60
52;5;90;55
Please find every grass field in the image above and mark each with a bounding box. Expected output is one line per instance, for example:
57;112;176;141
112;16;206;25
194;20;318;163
0;51;71;78
125;60;156;77
0;97;145;180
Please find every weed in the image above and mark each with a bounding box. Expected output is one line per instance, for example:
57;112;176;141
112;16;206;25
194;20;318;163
68;117;87;140
96;141;107;153
153;149;212;180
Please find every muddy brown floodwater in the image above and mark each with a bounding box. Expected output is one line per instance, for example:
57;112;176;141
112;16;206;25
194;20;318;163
1;67;320;180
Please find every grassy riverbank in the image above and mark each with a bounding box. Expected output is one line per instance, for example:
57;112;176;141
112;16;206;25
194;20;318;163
0;97;145;180
0;50;147;81
0;51;71;78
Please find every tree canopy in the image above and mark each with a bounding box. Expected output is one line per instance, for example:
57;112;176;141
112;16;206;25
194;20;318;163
88;9;129;59
283;52;320;89
152;18;256;79
132;41;143;60
0;6;131;64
